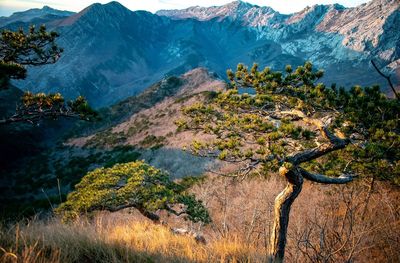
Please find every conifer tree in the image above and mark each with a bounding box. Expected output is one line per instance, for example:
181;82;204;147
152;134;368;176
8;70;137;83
0;25;62;88
57;161;211;224
178;62;400;262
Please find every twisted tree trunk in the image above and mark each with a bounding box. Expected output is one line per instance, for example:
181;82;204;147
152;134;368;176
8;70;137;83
268;167;303;262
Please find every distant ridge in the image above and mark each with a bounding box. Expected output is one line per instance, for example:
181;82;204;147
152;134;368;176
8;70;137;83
0;5;74;27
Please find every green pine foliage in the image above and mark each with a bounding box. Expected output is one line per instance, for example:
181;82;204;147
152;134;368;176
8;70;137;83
19;92;98;122
0;25;62;88
0;25;96;124
56;161;210;223
179;62;399;184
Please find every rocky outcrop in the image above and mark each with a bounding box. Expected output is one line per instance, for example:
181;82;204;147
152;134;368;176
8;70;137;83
317;0;400;57
158;0;399;57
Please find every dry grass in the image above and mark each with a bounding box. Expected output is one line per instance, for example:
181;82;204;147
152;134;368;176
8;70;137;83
1;176;399;263
190;175;400;263
0;215;266;263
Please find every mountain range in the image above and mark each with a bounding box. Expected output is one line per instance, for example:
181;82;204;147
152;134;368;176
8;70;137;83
1;0;399;107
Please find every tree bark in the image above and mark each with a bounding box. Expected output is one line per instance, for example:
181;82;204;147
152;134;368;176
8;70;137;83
268;167;303;262
299;168;355;184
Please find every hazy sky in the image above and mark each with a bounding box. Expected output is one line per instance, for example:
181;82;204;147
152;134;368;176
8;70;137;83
0;0;370;16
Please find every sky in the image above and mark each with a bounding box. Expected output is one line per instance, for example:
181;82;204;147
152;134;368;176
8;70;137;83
0;0;370;17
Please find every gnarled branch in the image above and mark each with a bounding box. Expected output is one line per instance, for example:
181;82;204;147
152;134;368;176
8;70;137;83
165;205;187;216
288;125;349;165
287;140;348;165
299;167;355;184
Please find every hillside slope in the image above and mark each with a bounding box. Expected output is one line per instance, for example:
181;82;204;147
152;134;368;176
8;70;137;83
71;68;225;148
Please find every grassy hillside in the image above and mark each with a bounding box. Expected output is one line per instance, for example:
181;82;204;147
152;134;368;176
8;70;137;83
1;176;399;262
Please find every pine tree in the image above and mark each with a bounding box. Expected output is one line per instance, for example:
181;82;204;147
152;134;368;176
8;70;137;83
0;25;62;88
178;62;400;262
56;161;211;224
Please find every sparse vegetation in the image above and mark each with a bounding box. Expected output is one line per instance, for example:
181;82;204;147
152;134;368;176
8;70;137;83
126;118;152;137
85;129;127;148
140;135;166;149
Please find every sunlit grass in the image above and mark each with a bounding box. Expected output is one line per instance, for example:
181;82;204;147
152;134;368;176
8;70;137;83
0;216;266;263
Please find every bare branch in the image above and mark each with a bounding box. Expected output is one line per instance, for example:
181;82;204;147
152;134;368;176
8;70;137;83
299;167;355;184
205;168;240;177
205;158;261;179
371;60;399;100
0;111;85;125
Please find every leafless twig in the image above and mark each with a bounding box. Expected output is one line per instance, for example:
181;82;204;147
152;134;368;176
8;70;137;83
371;60;399;100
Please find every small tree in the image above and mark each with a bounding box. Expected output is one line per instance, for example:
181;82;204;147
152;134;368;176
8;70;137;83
0;25;96;124
56;161;211;224
177;62;399;262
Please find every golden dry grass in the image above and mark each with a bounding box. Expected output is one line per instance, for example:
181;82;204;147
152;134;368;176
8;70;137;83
0;215;266;263
1;176;399;263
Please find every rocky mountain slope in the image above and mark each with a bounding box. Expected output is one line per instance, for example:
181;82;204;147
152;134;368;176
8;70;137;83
1;0;398;107
158;0;399;58
69;68;225;149
156;1;284;26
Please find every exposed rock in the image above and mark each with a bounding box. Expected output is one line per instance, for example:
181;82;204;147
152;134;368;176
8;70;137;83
171;228;207;244
317;0;400;56
157;0;282;27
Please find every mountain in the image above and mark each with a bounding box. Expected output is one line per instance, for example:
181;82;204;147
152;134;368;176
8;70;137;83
9;2;266;107
0;6;74;29
156;1;283;26
158;0;399;61
158;0;400;89
3;0;399;107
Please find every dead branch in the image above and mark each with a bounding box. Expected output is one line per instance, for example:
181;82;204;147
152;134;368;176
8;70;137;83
371;60;399;100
